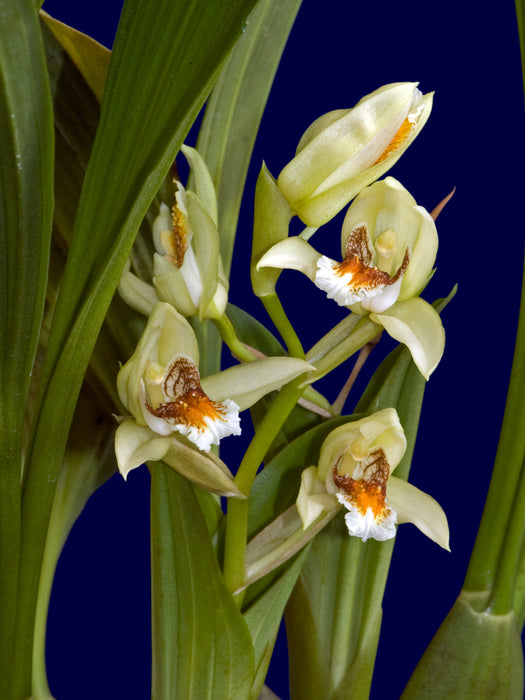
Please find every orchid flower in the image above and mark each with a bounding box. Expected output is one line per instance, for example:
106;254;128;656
115;303;313;493
277;82;432;226
296;409;449;548
118;145;228;320
257;177;445;379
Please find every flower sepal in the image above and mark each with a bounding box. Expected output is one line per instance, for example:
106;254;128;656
115;419;244;497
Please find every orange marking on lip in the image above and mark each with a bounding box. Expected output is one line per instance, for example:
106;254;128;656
333;448;390;517
146;355;227;429
334;247;409;293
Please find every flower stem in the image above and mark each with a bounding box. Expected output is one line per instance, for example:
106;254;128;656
261;292;305;359
223;379;306;596
214;313;258;362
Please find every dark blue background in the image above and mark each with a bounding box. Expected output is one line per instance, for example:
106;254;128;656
41;1;525;698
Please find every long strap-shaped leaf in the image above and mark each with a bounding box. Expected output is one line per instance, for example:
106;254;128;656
13;1;258;696
197;0;303;275
151;463;255;700
0;0;53;694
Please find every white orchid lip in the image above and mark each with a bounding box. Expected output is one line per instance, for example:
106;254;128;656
332;448;397;542
315;224;409;310
142;353;241;452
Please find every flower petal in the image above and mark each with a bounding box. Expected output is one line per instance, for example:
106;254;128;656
256;236;321;281
201;356;314;410
317;408;405;482
117;303;200;417
118;260;159;316
370;297;445;380
387;475;450;550
296;465;339;529
162;435;244;497
115;419;172;479
181;144;218;226
154;253;199;317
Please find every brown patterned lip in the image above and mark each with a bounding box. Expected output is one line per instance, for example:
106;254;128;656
333;448;390;518
145;355;227;430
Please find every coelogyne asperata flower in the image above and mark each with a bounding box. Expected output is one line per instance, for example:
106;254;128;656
115;302;313;492
257;177;445;379
296;409;449;548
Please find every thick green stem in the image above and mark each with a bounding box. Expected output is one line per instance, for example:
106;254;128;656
223;380;306;595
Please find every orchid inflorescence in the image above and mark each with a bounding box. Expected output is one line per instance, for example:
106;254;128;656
116;80;449;554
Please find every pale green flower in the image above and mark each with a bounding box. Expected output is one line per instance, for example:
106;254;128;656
277;82;432;226
118;145;228;320
296;409;449;548
257;177;444;379
115;303;313;490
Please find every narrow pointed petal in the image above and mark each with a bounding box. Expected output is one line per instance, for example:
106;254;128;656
115;419;173;479
370;298;444;380
201;356;314;410
162;436;244;497
181;144;218;226
296;465;339;528
118;262;159;316
153;253;199;317
387;475;450;550
117;303;200;417
256;237;321;281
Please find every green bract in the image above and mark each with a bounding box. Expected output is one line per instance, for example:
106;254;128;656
296;409;450;548
277;82;432;226
115;303;314;490
258;177;445;379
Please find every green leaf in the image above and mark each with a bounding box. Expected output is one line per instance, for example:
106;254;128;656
0;0;53;692
197;0;303;275
227;303;287;357
32;388;117;699
243;551;308;700
401;591;524;700
151;463;255;700
248;416;354;538
15;1;260;694
40;11;111;103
